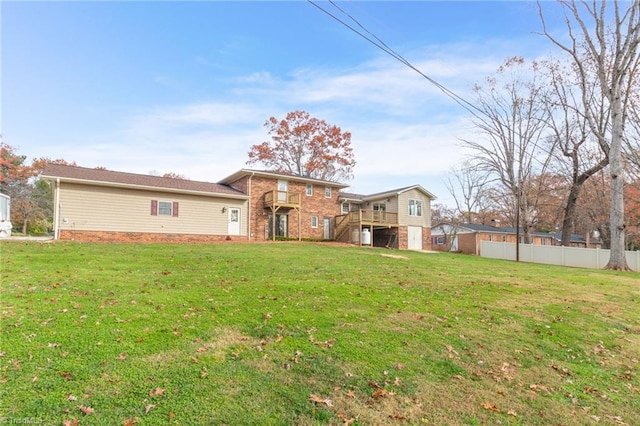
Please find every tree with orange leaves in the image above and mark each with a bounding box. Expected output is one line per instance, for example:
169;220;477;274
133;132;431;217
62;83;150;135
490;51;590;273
247;110;355;182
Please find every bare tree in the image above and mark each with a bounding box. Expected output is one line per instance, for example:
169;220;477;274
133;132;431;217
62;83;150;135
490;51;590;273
542;58;610;246
446;160;491;223
539;0;640;270
462;57;555;244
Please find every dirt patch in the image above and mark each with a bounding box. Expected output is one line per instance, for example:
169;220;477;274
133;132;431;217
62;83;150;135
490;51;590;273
380;253;409;260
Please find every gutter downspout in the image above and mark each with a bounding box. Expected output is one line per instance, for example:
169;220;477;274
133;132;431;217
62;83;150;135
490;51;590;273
248;172;255;241
53;178;61;240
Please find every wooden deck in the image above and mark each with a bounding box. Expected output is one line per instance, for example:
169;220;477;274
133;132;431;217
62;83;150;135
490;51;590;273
264;190;301;209
335;210;398;243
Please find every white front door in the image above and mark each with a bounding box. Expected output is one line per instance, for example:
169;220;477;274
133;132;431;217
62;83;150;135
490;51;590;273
228;208;240;235
408;226;422;250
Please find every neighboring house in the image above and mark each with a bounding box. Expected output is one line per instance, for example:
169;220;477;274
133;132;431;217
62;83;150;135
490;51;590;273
0;192;11;238
41;164;436;249
335;185;436;250
431;223;601;255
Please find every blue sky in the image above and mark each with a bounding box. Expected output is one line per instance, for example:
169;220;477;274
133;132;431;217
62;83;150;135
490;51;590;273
2;1;566;205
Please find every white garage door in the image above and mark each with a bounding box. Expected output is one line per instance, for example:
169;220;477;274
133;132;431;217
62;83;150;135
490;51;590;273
408;226;422;250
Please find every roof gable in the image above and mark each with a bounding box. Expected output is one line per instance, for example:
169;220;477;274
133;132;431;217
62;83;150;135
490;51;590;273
41;164;247;198
218;168;350;188
339;185;436;202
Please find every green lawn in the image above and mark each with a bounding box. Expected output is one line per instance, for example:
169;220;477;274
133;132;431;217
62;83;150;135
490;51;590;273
1;241;638;425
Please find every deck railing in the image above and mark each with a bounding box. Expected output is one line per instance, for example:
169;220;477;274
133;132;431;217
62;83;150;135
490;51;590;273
334;210;399;242
264;190;301;208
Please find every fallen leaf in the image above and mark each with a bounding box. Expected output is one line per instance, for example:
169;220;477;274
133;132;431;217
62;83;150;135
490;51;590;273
149;387;165;397
168;412;175;419
389;414;407;420
79;405;94;415
66;394;78;401
117;353;127;360
372;389;388;399
61;371;73;380
337;412;356;425
123;418;137;426
196;347;208;353
145;404;156;414
507;409;518;417
529;384;548;392
31;376;38;383
346;390;356;398
482;402;499;412
309;394;333;407
63;420;80;426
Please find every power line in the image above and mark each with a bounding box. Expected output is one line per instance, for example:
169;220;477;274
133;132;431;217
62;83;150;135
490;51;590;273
307;0;485;121
306;1;640;229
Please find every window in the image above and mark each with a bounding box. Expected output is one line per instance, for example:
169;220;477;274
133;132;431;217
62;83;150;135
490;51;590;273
277;180;288;202
325;187;332;198
151;200;179;217
306;184;313;196
158;201;172;216
408;199;422;216
341;202;350;214
311;216;318;228
372;202;386;211
436;236;445;245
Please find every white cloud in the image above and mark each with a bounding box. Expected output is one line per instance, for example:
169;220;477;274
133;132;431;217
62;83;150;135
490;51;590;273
48;36;549;206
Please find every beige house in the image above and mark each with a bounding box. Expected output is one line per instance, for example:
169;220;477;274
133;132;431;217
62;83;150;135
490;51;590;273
42;164;435;250
336;185;436;250
42;164;249;242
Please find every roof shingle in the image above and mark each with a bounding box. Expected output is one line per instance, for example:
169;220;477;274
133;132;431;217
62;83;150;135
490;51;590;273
41;163;247;197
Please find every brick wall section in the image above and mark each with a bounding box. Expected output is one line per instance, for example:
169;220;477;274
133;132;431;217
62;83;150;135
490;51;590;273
59;230;245;243
396;226;431;250
228;175;341;241
423;226;432;251
397;226;408;250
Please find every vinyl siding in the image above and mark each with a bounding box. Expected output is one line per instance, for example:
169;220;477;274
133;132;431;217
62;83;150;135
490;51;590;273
398;189;431;227
57;183;247;236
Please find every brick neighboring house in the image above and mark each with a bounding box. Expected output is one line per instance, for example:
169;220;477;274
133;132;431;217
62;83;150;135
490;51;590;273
41;163;436;249
431;222;601;255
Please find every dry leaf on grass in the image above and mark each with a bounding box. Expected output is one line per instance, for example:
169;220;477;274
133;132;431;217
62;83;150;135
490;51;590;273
149;387;165;397
309;394;333;407
79;405;94;415
482;402;499;412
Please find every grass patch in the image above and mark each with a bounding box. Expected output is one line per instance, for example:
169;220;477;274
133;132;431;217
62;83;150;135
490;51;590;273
1;241;639;425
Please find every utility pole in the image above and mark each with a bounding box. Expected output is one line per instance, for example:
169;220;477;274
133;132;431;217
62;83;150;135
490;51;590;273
515;185;520;262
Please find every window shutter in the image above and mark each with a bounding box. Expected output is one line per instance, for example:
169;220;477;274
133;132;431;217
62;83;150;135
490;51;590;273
172;202;179;217
151;200;158;216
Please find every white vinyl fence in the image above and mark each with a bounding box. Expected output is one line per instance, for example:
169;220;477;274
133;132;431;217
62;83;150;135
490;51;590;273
480;241;640;272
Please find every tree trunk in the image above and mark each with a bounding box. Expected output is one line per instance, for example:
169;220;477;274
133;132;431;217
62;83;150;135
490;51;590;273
561;159;608;246
605;97;630;270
